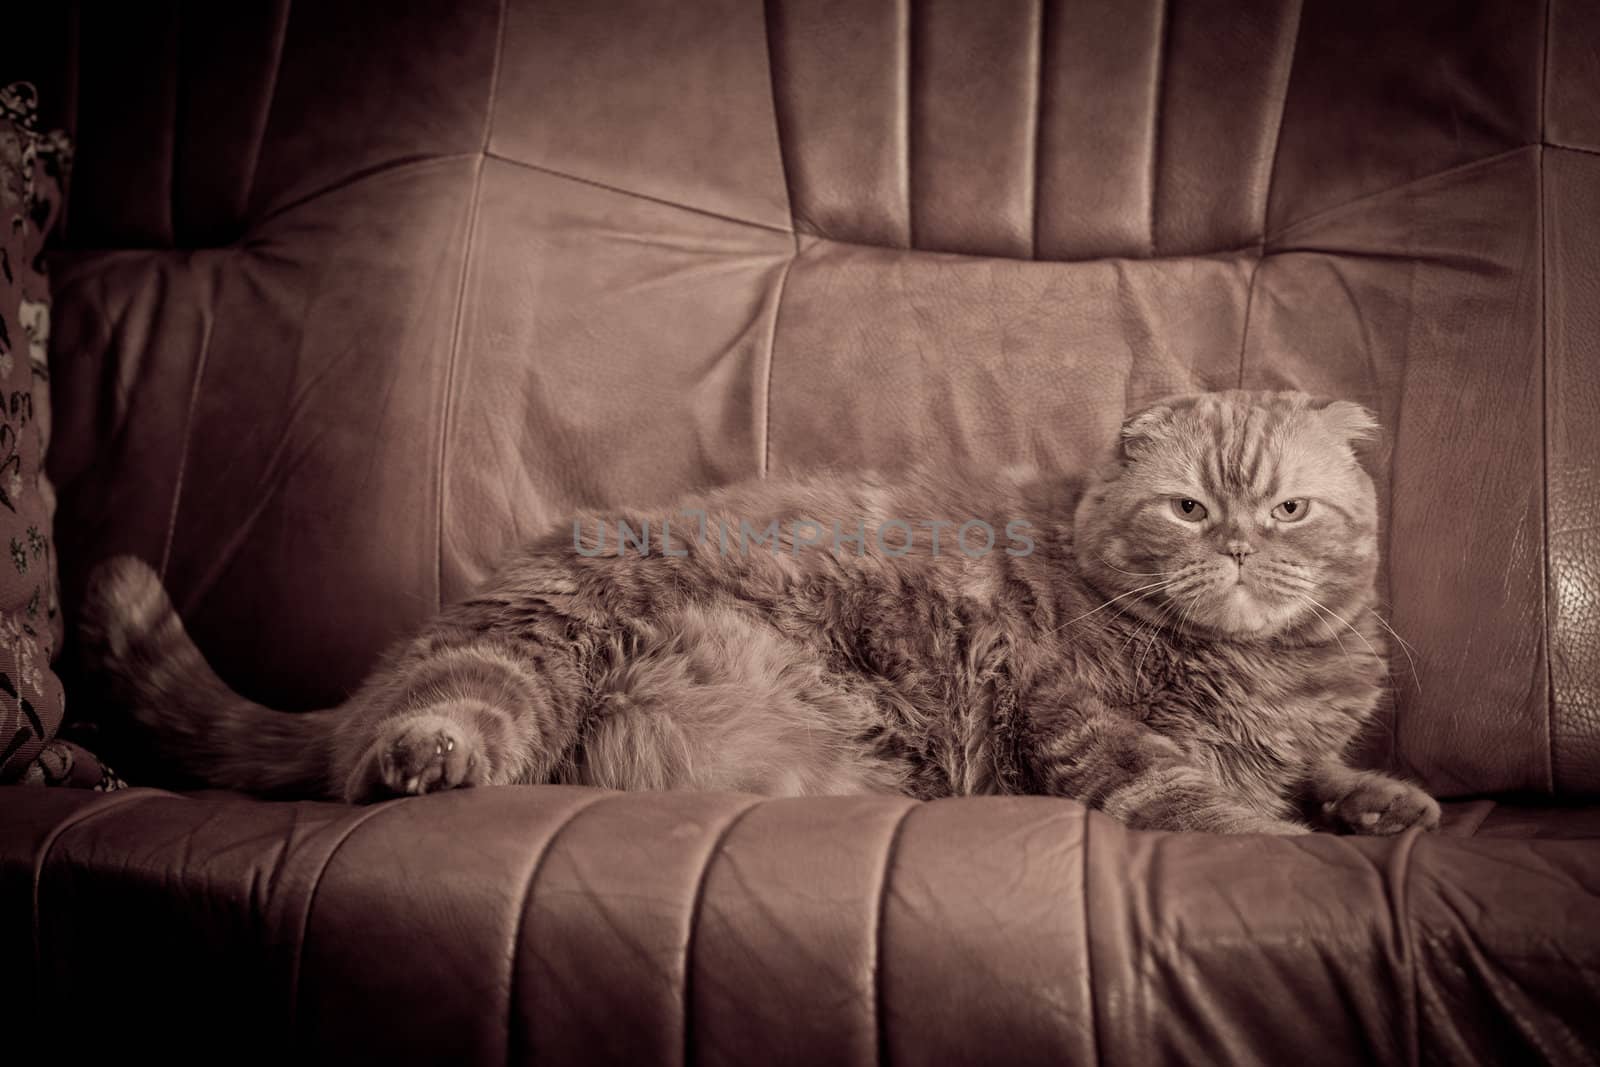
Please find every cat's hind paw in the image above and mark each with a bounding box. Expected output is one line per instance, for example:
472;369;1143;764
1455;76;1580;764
371;712;486;797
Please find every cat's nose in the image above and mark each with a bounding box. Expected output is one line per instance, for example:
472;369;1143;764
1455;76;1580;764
1225;541;1255;564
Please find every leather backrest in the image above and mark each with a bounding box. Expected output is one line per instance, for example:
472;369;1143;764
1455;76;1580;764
18;0;1600;795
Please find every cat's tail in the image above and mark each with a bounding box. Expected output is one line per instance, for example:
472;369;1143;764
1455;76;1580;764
78;555;338;798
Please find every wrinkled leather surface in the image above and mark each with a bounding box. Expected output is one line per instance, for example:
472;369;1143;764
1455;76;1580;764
4;2;1600;1061
3;787;1599;1066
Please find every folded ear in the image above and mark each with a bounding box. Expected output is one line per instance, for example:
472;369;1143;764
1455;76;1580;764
1120;401;1177;458
1313;399;1380;445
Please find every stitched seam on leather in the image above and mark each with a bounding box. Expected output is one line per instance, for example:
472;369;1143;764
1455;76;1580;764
504;791;613;1067
1256;0;1303;249
284;799;401;1052
1235;0;1300;375
1447;797;1496;837
760;0;797;235
160;14;179;246
481;150;792;237
759;248;797;477
1538;0;1557;792
1389;830;1422;1067
682;799;764;1067
482;0;506;155
30;790;169;1016
179;418;332;611
872;802;916;1067
1381;250;1423;779
1146;0;1169;257
1539;0;1557;794
434;4;504;613
1540;0;1552;143
1267;145;1529;247
903;0;915;250
756;0;799;481
1080;806;1101;1067
1234;254;1264;391
158;252;225;581
61;4;80;237
1545;139;1600;158
239;0;292;224
250;153;481;231
1027;0;1047;261
1258;244;1512;272
47;269;120;506
764;230;1263;269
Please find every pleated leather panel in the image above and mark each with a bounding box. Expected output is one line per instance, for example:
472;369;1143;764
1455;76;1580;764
768;0;1302;260
490;0;792;231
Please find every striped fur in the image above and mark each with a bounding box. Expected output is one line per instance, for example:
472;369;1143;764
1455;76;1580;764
79;390;1438;835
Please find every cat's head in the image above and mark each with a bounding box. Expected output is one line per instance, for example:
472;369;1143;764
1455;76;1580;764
1073;390;1380;643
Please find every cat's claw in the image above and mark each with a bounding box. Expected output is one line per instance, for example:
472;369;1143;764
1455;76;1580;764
374;714;482;797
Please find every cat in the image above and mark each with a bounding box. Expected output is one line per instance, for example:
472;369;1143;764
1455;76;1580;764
78;389;1440;835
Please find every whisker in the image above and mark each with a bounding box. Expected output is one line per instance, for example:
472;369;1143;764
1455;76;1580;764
1095;556;1186;578
1293;593;1413;694
1117;606;1163;659
1365;611;1422;694
1295;593;1421;696
1368;611;1420;656
1295;595;1352;665
1081;577;1188;654
1114;575;1200;659
1047;577;1181;637
1120;572;1203;655
1293;593;1378;657
1094;595;1156;649
1118;610;1163;664
1174;586;1208;639
1134;593;1187;678
1251;563;1316;591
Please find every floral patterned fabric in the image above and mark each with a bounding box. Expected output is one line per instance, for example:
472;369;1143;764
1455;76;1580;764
0;81;70;782
20;737;126;791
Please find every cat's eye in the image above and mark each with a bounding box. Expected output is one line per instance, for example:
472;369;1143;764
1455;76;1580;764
1272;498;1310;522
1171;498;1208;522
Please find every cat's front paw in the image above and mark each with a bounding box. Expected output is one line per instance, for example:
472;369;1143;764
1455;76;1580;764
1323;774;1439;835
371;712;486;797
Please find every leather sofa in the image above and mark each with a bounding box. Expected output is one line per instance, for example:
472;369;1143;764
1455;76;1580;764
6;1;1599;1063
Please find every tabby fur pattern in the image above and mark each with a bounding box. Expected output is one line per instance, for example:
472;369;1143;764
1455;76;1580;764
80;390;1439;835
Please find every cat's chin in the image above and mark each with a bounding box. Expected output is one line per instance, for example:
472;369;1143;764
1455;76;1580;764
1207;586;1293;641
